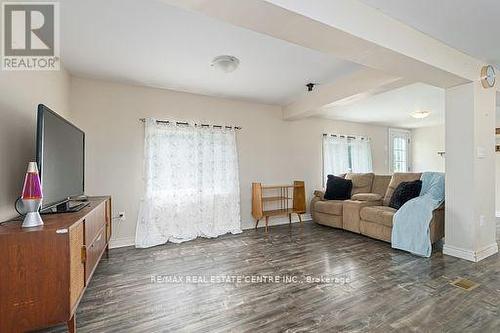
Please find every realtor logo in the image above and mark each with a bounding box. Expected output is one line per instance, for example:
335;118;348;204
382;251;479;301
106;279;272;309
2;2;59;70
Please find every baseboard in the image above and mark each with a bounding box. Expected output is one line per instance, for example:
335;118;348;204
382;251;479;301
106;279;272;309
475;243;499;261
109;236;135;249
443;243;499;262
109;214;313;248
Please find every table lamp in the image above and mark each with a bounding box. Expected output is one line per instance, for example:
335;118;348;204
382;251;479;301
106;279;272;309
21;162;43;228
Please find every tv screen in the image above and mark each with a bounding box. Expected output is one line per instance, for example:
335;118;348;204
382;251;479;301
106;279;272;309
36;104;84;210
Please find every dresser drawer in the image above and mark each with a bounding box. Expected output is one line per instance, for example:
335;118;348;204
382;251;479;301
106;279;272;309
85;226;106;282
69;222;85;311
85;202;105;244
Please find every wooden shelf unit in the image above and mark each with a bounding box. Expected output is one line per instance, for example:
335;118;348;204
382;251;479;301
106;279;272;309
252;181;306;232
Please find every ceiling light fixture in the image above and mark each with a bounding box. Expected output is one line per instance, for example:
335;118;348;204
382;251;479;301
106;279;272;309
211;55;240;73
411;110;431;119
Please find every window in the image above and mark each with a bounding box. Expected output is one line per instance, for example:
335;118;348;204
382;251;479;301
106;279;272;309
135;119;242;248
322;134;373;183
389;128;411;172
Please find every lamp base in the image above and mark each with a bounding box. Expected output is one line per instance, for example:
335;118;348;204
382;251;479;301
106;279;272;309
22;212;44;228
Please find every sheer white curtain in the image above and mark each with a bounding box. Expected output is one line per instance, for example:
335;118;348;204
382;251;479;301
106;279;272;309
135;118;242;248
323;135;350;180
323;135;373;183
350;137;373;173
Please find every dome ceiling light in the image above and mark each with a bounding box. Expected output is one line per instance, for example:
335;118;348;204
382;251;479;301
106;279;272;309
211;55;240;73
411;110;431;119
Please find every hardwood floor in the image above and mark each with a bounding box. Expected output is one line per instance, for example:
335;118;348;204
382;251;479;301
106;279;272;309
38;222;500;332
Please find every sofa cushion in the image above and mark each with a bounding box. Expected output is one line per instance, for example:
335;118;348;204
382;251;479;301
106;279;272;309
383;173;421;206
351;193;383;201
315;200;343;216
343;200;382;233
324;175;352;200
371;175;392;197
388;180;422;210
345;173;375;195
359;220;393;243
314;211;343;228
360;206;397;227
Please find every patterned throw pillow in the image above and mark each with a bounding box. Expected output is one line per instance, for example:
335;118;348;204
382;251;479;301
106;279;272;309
388;180;422;210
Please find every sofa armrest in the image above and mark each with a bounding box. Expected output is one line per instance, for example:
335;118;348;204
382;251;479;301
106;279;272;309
350;193;382;202
313;190;325;200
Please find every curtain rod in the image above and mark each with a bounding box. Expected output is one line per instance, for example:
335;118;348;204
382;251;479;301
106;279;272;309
139;118;242;130
323;133;369;140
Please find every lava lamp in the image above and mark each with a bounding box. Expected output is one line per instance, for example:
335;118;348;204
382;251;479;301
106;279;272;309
21;162;43;228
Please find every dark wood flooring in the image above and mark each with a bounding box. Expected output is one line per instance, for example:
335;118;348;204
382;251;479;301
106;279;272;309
39;222;500;333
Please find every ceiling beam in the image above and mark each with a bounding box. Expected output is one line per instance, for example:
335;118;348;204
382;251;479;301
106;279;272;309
283;68;411;120
161;0;486;89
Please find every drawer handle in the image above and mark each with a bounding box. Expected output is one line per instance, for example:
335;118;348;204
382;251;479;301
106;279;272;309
81;246;87;263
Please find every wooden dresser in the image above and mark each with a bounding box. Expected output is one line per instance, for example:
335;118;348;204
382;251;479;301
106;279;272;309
0;196;111;333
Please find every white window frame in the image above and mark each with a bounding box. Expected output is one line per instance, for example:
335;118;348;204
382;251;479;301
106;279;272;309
388;128;411;173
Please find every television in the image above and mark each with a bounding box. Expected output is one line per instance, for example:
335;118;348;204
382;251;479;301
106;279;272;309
36;104;87;213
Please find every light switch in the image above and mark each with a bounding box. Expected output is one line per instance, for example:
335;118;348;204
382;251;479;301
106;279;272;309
476;146;487;159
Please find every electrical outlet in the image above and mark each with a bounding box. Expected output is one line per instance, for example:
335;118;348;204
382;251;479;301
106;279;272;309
479;215;485;227
118;211;126;221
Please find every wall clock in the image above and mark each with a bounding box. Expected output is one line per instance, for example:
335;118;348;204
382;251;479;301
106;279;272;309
481;65;496;88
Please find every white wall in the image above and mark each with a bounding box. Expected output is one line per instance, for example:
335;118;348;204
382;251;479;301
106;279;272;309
0;69;70;221
412;118;500;216
496;107;500;216
443;82;497;262
411;124;445;172
69;77;391;246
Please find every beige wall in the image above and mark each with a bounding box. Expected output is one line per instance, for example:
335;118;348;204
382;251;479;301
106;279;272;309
69;77;390;246
411;125;445;172
0;69;70;221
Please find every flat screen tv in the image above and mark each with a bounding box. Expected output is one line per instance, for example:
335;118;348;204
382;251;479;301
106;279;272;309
36;104;85;212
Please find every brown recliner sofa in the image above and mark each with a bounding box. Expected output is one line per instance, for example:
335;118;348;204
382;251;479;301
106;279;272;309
311;173;444;244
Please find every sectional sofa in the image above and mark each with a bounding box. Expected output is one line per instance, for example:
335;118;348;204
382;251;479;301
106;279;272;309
311;173;444;244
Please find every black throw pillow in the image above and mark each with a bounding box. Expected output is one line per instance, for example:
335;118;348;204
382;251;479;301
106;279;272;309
324;175;353;200
389;180;422;210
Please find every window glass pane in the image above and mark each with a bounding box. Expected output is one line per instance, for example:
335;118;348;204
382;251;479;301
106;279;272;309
323;135;373;181
390;130;410;172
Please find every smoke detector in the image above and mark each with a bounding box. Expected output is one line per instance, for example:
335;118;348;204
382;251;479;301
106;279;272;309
211;55;240;73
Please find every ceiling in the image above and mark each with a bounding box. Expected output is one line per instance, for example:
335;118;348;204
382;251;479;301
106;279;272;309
359;0;500;68
60;0;497;127
320;83;445;129
60;0;359;105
